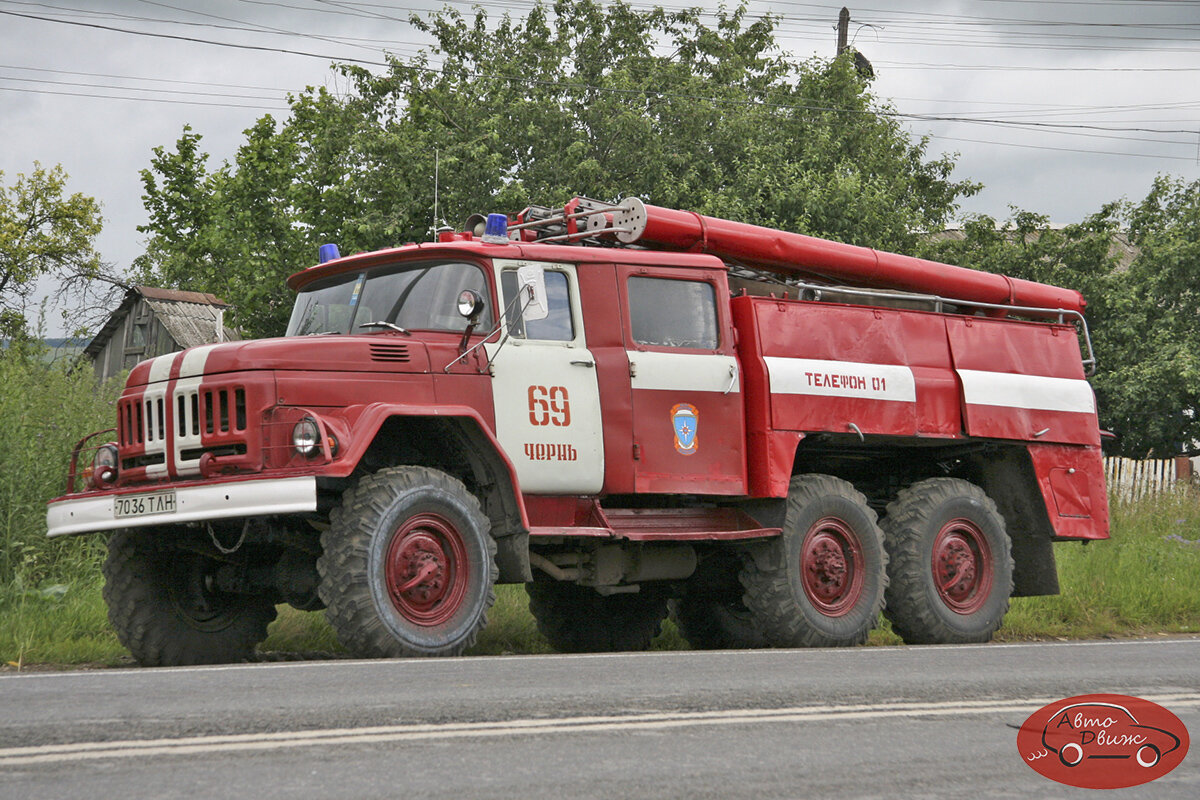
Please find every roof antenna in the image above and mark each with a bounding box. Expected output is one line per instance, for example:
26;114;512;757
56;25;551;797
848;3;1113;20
430;148;452;239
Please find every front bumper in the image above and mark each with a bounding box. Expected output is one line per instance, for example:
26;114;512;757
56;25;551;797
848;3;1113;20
46;475;317;538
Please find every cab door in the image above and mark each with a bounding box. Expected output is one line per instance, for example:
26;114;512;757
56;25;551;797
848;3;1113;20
485;260;605;494
618;267;747;495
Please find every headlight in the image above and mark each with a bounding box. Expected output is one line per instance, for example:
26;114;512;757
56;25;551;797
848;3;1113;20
292;417;321;456
457;289;485;319
92;443;118;486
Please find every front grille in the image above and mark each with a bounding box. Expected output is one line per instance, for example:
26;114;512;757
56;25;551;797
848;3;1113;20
118;396;164;444
118;383;250;477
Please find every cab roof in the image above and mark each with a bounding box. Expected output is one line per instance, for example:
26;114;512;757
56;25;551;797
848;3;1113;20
287;239;727;291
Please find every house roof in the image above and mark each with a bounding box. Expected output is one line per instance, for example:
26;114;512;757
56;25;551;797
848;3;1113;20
84;286;238;359
135;286;230;306
930;227;1138;271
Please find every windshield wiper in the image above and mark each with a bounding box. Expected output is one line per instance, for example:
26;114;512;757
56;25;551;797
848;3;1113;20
359;321;412;336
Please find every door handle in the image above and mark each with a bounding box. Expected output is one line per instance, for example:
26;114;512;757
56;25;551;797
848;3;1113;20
724;364;738;394
570;359;595;368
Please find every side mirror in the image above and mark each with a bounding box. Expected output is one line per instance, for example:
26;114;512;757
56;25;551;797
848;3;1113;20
457;289;485;320
517;265;549;321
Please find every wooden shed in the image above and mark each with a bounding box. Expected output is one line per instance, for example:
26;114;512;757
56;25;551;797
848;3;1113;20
85;287;239;381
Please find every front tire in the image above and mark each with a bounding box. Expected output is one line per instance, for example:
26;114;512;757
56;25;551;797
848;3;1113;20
318;467;497;658
526;582;669;653
881;478;1014;644
740;474;887;648
102;528;276;666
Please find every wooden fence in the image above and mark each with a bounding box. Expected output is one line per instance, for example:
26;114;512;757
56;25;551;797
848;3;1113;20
1104;456;1195;502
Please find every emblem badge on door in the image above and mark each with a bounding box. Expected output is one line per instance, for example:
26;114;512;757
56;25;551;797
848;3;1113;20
671;403;699;455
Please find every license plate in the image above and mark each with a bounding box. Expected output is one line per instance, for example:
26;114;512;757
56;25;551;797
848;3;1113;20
114;491;177;519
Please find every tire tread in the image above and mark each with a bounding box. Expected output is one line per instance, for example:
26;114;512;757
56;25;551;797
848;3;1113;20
882;477;1014;644
317;466;497;658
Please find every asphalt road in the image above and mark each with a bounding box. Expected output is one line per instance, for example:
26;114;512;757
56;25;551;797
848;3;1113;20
1;639;1197;799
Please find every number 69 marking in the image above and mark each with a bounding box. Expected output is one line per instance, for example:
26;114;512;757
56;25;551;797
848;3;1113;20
528;385;571;427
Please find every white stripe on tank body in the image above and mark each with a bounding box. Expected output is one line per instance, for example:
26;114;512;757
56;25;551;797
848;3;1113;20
957;370;1096;414
765;357;916;403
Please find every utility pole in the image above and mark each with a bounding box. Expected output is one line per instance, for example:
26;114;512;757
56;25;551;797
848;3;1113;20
837;7;850;55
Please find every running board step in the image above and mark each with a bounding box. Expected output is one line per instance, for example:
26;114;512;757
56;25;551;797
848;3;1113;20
529;507;780;542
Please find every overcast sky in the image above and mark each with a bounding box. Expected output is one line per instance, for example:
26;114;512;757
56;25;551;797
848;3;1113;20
3;0;1199;333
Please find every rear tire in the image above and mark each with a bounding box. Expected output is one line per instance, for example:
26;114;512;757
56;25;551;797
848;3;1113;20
526;582;669;653
881;478;1013;644
740;474;887;648
103;529;276;666
672;553;765;650
318;466;497;658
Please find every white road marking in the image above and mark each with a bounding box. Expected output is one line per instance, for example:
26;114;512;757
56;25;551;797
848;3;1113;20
3;694;1197;767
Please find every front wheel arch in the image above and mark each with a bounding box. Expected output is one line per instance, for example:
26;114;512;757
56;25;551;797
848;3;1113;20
347;413;530;583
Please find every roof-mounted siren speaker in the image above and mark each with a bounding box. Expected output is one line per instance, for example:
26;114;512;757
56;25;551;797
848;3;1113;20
464;213;488;238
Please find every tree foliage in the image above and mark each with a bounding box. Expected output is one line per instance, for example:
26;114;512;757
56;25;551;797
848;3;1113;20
134;0;976;338
920;176;1200;458
0;163;113;339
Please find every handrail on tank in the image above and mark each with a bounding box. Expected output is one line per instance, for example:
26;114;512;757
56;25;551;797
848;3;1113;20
777;279;1097;376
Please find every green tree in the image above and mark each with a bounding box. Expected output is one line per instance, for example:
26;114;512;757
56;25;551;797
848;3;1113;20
136;0;977;339
920;178;1200;458
1108;176;1200;456
0;163;110;339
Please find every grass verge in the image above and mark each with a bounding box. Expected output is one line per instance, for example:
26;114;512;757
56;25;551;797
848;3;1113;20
4;491;1199;669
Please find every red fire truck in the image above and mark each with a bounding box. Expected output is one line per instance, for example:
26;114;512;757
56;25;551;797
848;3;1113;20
47;197;1108;665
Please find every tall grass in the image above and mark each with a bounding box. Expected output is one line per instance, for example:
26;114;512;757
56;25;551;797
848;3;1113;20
1002;489;1200;639
0;342;121;586
0;576;118;668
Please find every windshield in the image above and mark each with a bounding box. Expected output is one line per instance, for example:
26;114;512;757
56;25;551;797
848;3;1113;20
286;260;493;336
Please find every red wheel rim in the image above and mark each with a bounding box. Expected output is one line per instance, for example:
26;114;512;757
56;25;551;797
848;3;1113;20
931;518;993;614
800;517;865;616
384;513;469;626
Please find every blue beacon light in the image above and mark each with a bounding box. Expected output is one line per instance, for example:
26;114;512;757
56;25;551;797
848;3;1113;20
481;213;509;244
318;243;341;263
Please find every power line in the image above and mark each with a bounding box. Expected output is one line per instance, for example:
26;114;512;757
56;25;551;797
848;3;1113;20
0;72;283;101
922;132;1199;162
0;83;289;110
3;7;1194;142
0;7;391;66
875;61;1200;72
0;62;294;93
5;59;1193;133
3;3;1196;164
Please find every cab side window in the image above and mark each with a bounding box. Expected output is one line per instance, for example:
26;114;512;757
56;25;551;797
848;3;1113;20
628;277;719;349
501;270;575;341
